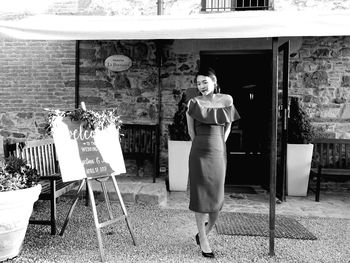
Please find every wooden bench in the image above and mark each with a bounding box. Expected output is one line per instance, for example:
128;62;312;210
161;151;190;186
119;124;159;182
4;139;80;235
310;138;350;201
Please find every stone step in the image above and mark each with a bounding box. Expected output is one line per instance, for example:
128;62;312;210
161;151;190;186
65;177;167;207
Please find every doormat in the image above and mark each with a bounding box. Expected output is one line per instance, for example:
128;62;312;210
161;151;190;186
216;212;317;240
225;185;258;194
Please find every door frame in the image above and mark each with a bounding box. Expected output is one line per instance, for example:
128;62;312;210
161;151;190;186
277;41;290;202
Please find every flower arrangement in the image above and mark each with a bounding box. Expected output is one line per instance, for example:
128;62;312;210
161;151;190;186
45;108;122;135
0;156;40;192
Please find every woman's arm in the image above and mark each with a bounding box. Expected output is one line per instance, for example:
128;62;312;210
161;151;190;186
186;112;195;141
224;122;232;142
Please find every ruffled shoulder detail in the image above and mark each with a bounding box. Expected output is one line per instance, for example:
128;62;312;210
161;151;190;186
187;95;240;125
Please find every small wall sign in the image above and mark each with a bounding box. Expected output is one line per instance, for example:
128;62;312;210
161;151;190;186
104;55;132;72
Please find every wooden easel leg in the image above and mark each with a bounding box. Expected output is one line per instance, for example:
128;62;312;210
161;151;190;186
59;179;85;236
100;180;114;220
85;180;89;206
50;180;57;235
87;179;106;262
110;175;137;246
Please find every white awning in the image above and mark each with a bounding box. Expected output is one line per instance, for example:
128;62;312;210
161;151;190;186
1;10;350;40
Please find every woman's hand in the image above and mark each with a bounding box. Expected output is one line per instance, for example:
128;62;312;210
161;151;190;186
186;112;195;141
224;122;232;142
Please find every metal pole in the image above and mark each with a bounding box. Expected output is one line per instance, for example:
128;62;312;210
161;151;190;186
157;0;163;15
155;40;162;182
75;40;80;109
155;0;163;183
269;37;278;257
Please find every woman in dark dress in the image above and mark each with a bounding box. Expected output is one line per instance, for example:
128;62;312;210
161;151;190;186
186;67;240;258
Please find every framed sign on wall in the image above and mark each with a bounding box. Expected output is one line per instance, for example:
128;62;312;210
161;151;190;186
104;55;132;72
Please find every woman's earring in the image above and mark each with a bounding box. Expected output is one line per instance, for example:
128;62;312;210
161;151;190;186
215;84;220;94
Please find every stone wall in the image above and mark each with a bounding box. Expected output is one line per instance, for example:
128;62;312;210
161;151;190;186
0;0;201;17
79;40;160;175
1;36;350;189
274;0;350;11
0;40;76;143
79;40;158;123
2;0;350;18
289;36;350;138
3;37;350;165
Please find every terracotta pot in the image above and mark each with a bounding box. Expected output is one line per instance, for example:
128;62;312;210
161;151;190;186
0;184;41;261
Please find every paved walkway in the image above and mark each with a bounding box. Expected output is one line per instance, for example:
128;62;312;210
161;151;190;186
79;176;350;219
164;185;350;219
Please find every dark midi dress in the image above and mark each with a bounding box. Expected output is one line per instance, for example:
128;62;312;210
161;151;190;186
187;95;240;213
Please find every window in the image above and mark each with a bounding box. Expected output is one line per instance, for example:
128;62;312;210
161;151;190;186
202;0;270;12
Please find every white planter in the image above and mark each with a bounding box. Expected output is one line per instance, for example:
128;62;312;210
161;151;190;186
0;184;41;261
168;140;192;191
287;144;314;196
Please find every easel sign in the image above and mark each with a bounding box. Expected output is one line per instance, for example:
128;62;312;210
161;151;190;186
49;105;137;262
51;116;126;182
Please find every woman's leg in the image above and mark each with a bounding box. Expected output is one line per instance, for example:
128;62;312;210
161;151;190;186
195;212;212;253
205;211;219;235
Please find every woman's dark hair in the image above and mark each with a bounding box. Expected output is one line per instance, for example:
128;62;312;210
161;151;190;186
195;66;220;93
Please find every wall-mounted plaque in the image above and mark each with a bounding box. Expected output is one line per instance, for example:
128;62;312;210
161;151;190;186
104;55;132;72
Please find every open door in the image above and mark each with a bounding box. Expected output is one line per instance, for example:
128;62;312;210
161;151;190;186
269;38;290;256
276;41;290;202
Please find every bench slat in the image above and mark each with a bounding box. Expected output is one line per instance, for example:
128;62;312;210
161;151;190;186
120;124;159;180
4;138;79;235
346;144;349;168
312;138;350;202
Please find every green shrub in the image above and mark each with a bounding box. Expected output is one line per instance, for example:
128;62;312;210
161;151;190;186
0;156;40;192
168;92;191;141
288;97;321;144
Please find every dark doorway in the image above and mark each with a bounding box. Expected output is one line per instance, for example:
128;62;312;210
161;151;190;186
201;51;271;187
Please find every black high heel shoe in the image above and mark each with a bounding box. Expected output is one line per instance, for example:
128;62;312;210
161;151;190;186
195;233;200;245
195;222;208;246
195;222;214;258
202;251;215;258
196;234;215;258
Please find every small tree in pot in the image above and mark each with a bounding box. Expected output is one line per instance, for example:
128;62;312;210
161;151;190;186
0;156;41;261
288;97;316;144
287;97;317;196
168;92;191;141
167;91;192;191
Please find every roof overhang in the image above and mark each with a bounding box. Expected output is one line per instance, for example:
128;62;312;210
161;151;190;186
0;10;350;40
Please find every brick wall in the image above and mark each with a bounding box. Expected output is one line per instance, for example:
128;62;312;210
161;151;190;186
0;40;76;143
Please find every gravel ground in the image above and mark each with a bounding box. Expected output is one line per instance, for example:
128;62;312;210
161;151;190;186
5;197;350;263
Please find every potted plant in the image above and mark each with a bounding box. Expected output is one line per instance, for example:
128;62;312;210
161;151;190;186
167;91;192;191
287;97;317;196
0;156;41;261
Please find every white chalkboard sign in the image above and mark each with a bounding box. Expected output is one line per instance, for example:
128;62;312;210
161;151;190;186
51;116;126;182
